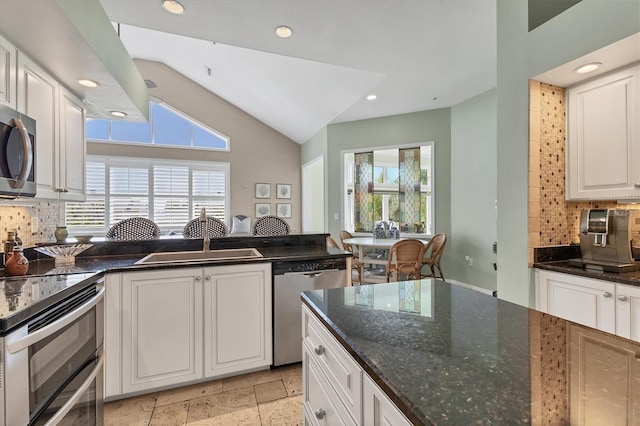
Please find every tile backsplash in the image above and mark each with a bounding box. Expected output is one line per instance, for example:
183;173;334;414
0;202;62;248
528;80;640;264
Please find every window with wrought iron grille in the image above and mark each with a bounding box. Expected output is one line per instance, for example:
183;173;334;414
65;156;229;235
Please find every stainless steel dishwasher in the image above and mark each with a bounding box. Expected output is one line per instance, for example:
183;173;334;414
272;258;348;366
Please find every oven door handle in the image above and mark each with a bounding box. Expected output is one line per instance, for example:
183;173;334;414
44;351;104;426
9;118;33;190
7;285;105;354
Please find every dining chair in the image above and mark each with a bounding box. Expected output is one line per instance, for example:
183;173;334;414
326;236;341;249
385;239;426;282
252;215;290;236
106;217;161;241
339;230;364;284
182;216;228;238
421;233;447;280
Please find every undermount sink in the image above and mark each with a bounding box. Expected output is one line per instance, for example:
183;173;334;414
135;248;263;265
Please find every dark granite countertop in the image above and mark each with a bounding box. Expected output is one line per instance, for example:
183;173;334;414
534;260;640;287
302;280;639;425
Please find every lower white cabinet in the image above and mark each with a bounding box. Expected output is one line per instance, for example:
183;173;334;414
105;263;272;398
535;269;640;342
302;305;411;426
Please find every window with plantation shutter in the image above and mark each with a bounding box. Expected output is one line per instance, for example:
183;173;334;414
65;156;229;235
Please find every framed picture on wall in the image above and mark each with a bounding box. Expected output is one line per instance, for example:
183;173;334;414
255;183;271;199
276;184;292;199
276;203;292;218
256;203;271;217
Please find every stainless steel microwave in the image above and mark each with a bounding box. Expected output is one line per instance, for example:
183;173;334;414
0;104;36;198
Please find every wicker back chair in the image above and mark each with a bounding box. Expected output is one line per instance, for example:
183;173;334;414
339;230;364;284
182;216;228;238
326;236;341;249
386;239;426;282
106;217;161;241
421;233;447;280
252;215;290;236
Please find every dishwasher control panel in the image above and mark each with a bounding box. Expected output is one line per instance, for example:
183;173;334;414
272;258;347;275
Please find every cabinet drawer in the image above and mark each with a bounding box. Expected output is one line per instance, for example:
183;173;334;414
303;347;356;426
303;306;362;423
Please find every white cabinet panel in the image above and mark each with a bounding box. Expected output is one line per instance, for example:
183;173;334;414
567;64;640;200
204;263;271;377
58;87;86;201
615;283;640;342
0;34;16;109
121;268;203;394
363;375;412;426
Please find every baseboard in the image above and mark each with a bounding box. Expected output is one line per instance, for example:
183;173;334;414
445;279;495;296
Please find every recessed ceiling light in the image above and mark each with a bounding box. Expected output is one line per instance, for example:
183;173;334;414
78;79;99;88
161;0;185;15
275;26;293;38
366;94;377;101
110;111;128;118
574;62;602;74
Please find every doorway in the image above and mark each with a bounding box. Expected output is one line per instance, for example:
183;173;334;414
302;155;325;233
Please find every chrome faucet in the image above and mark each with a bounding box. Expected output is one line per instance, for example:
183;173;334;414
200;207;210;252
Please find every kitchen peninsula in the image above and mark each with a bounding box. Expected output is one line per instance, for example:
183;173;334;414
302;280;640;425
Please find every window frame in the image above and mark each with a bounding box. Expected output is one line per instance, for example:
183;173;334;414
65;155;230;236
341;141;435;237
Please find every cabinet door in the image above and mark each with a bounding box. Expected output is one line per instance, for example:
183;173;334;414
569;324;640;425
363;374;412;426
17;53;59;200
121;268;203;394
616;283;640;342
203;263;271;378
0;34;16;108
539;270;616;334
58;87;86;201
567;64;640;200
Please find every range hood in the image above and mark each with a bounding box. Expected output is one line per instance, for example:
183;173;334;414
0;0;149;121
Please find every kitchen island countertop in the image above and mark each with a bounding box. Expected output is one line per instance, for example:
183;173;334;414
302;279;640;425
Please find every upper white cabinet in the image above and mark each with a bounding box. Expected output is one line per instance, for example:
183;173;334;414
0;34;17;109
566;63;640;200
17;52;86;201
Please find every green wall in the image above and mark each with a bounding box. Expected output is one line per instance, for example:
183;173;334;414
321;108;452;263
497;0;640;306
451;89;497;292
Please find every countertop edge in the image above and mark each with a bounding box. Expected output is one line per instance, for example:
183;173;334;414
533;261;640;287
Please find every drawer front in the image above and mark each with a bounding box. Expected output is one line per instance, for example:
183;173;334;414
303;347;356;426
303;306;362;423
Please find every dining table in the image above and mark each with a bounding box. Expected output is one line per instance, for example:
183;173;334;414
342;236;430;283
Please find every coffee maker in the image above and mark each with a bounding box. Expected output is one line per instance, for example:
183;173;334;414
569;209;640;272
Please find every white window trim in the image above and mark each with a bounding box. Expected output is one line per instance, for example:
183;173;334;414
340;141;435;237
65;155;230;235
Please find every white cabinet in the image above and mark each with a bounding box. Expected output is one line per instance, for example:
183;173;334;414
302;305;411;426
105;263;272;398
363;375;412;426
203;263;271;377
566;64;640;200
535;269;640;342
615;283;640;342
17;52;85;201
0;34;17;109
568;323;640;425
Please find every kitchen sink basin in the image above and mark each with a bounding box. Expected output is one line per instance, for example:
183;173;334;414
135;248;263;264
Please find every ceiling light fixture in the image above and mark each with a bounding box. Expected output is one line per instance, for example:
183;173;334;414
110;111;128;118
574;62;602;74
161;0;185;15
275;26;293;38
366;94;377;101
78;79;99;88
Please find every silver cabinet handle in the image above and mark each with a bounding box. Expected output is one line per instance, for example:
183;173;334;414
205;275;211;281
195;276;202;281
9;118;33;189
603;291;612;298
618;295;628;301
314;408;326;420
635;183;640;189
314;345;325;356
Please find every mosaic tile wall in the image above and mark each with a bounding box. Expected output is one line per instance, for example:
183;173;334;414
528;81;639;264
0;202;62;248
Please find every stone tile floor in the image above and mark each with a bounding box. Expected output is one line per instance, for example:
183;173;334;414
105;364;302;426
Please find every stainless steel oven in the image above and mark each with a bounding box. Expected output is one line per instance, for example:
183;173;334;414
1;278;104;425
0;104;36;198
